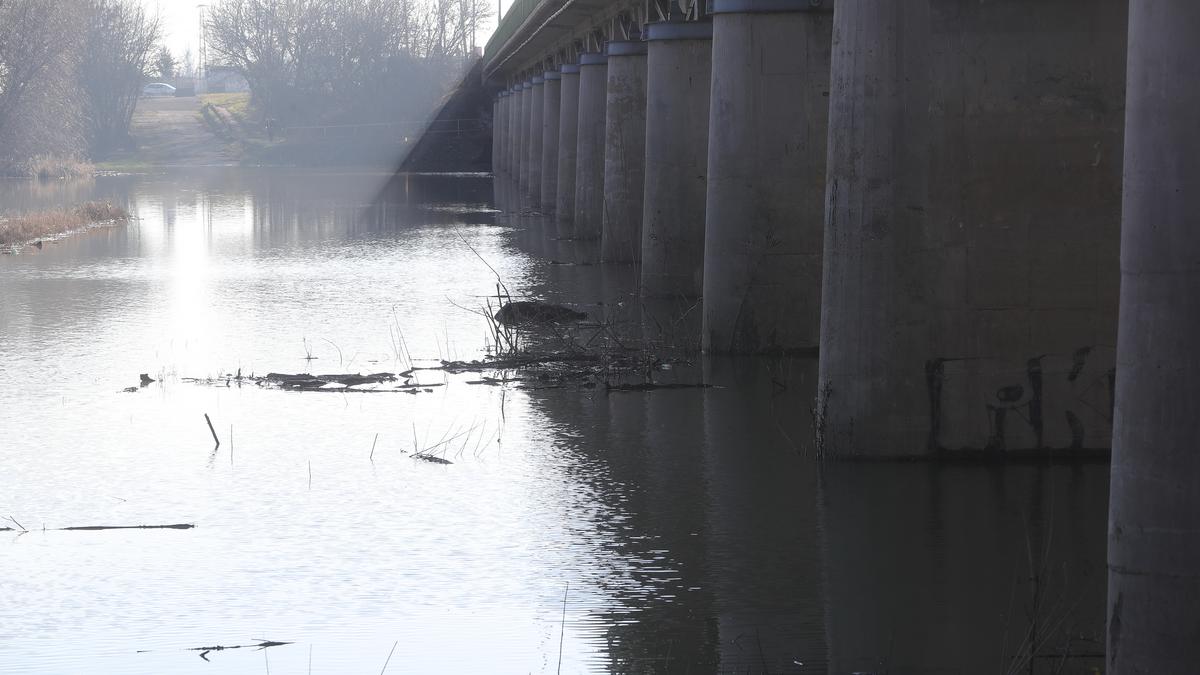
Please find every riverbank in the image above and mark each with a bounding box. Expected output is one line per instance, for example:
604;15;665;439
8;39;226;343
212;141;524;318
0;156;94;180
0;201;129;250
99;96;236;171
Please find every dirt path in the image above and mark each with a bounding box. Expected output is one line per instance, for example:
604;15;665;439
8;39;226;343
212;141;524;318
115;96;236;167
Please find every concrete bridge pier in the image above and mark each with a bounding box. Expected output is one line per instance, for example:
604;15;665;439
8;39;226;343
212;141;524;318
600;40;648;263
502;91;514;174
641;21;713;298
492;91;501;176
511;84;525;183
701;0;832;353
574;53;608;239
817;0;1127;457
1108;1;1200;671
555;64;582;234
540;70;561;213
526;77;545;201
491;96;501;175
516;82;530;192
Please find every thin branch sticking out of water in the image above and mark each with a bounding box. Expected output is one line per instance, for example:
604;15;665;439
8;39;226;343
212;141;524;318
204;413;220;448
557;582;569;675
380;640;398;674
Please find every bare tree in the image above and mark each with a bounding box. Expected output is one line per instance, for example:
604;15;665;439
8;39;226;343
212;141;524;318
0;0;165;171
77;0;161;153
0;1;86;173
207;0;487;125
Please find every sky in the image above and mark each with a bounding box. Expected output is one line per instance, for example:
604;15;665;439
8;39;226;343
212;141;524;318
143;0;504;61
141;1;203;56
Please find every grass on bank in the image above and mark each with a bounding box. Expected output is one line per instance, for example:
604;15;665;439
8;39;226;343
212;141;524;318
199;93;253;143
200;92;251;119
92;160;155;173
196;92;417;167
0;201;129;247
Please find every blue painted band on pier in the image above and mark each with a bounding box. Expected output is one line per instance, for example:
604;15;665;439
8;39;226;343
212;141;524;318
606;40;648;56
645;21;714;41
710;0;832;14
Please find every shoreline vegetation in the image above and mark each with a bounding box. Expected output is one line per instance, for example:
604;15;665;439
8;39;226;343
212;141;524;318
0;156;95;180
0;201;130;250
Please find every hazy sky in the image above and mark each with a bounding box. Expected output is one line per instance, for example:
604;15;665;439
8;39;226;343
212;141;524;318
142;1;203;55
144;0;503;59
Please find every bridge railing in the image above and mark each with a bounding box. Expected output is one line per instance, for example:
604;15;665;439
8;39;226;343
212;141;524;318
484;0;545;65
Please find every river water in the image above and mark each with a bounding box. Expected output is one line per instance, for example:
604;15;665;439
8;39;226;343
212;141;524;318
0;169;1108;674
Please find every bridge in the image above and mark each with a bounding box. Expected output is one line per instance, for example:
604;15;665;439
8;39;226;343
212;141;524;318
477;0;1200;669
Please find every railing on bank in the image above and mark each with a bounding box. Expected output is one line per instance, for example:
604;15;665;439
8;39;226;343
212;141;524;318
283;118;486;142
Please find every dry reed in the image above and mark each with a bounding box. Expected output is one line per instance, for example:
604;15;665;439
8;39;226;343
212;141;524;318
0;201;129;247
25;155;94;180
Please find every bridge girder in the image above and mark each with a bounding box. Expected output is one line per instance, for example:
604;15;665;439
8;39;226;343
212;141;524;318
484;0;704;84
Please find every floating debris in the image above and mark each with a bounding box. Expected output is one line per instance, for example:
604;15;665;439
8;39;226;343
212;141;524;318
2;520;194;533
422;352;599;374
187;640;293;662
182;371;445;394
58;523;194;531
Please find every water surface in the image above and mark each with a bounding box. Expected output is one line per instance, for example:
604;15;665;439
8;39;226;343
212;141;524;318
0;169;1107;673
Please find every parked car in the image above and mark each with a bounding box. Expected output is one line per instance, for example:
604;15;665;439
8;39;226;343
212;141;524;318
141;82;176;98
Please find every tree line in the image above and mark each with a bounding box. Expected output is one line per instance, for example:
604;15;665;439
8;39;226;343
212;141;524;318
206;0;492;126
0;0;492;174
0;0;159;176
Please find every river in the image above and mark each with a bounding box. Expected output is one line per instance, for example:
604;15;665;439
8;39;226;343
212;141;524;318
0;169;1108;674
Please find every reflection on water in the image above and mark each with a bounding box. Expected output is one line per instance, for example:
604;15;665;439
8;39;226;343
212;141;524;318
0;170;1106;673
